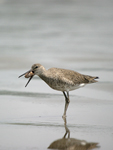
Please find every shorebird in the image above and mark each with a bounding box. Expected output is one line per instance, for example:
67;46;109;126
19;63;99;118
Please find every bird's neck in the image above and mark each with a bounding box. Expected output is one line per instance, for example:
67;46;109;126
38;69;50;85
38;66;47;78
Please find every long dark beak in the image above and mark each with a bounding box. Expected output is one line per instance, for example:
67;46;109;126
18;70;34;87
25;75;33;87
18;70;31;78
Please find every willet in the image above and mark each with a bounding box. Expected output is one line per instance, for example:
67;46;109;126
19;63;99;117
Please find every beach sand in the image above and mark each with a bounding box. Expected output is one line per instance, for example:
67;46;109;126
0;71;113;150
0;0;113;149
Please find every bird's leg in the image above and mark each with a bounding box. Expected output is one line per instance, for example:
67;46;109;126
62;91;70;118
67;91;70;103
62;117;70;138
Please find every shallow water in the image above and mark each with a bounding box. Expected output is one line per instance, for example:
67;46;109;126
0;0;113;150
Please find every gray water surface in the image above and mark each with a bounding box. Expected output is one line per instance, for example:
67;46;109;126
0;0;113;150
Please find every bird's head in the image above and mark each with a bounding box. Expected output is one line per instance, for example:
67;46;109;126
19;63;45;87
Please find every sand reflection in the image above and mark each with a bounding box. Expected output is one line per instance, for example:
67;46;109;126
48;118;99;150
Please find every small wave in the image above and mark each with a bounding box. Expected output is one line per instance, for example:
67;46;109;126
0;90;60;98
0;121;63;128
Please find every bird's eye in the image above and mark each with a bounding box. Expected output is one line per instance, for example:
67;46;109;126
35;66;38;69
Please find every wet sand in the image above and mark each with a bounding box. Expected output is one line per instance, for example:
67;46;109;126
0;0;113;149
0;95;113;150
0;71;113;150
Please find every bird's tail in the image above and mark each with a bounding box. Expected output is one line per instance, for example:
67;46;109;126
90;76;99;83
84;75;99;83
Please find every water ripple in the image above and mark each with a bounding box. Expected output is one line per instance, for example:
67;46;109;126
0;90;61;98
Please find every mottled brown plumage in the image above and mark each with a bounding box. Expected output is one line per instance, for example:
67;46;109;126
19;63;99;117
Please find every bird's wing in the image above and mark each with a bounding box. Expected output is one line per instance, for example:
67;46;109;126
48;68;89;84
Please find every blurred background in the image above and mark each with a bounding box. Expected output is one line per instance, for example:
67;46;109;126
0;0;113;150
0;0;113;70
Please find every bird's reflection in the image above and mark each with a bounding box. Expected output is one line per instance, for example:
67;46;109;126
48;118;99;150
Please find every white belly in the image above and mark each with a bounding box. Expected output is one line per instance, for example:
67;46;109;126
66;83;86;91
50;83;86;92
